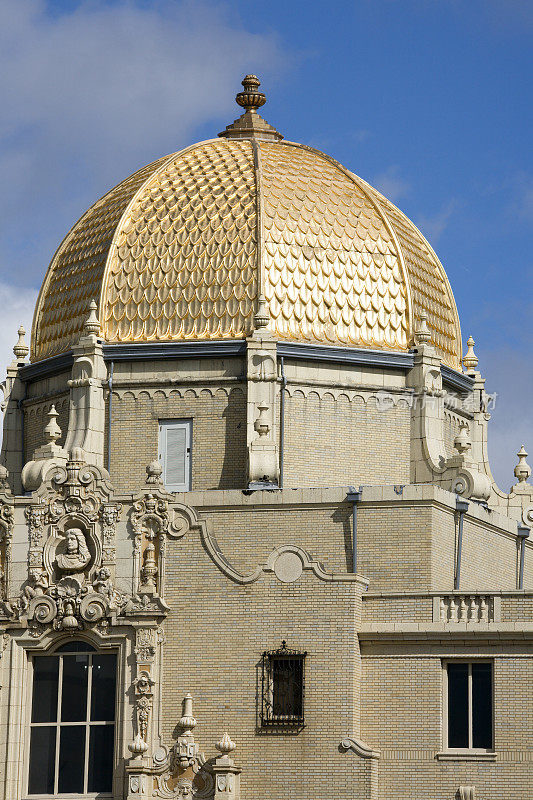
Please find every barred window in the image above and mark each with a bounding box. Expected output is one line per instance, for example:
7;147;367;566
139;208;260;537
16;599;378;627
261;642;306;728
28;641;116;796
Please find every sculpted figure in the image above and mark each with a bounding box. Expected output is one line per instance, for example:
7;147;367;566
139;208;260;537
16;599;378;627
20;569;49;610
93;566;112;595
56;528;91;574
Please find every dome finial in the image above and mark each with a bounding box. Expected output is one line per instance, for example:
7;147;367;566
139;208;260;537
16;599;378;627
219;75;282;141
236;74;266;113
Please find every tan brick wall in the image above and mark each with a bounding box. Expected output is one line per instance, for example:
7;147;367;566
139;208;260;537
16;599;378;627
362;595;433;622
160;532;368;800
107;386;247;491
357;504;433;591
282;392;411;488
202;504;352;574
362;654;533;799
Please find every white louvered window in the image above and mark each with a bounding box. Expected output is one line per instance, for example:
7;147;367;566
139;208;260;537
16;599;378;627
158;419;192;492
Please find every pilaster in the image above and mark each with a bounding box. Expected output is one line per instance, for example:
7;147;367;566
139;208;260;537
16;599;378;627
246;332;279;487
64;301;107;467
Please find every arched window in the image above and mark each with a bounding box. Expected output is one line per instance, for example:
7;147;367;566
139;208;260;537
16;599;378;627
28;641;116;796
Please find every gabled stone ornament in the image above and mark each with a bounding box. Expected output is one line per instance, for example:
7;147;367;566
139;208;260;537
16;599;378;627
12;325;29;362
21;405;68;491
463;335;479;374
219;74;283;141
514;445;531;485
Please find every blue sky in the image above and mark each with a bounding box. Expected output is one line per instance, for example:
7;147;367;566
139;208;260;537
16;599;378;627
0;0;531;487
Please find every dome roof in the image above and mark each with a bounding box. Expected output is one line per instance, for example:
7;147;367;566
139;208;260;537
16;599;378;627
32;77;462;368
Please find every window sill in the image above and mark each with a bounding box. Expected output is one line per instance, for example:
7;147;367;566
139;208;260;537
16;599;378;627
435;750;497;762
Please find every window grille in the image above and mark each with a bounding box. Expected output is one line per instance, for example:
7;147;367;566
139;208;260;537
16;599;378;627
260;641;306;729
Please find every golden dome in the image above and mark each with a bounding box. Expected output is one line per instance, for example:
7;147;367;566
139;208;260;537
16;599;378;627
32;81;461;368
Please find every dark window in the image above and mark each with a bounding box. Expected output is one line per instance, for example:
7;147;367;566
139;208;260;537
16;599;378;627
28;643;116;795
447;661;493;750
261;642;306;728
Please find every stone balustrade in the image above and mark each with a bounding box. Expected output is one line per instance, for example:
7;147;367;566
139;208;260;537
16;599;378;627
434;594;500;623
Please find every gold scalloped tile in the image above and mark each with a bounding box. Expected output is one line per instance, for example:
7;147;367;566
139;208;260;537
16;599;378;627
102;140;256;344
32;137;461;369
32;154;170;361
260;142;409;351
362;184;461;369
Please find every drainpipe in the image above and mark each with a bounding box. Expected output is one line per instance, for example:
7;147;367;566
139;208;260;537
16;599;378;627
517;524;530;590
347;486;363;573
279;357;287;488
454;497;469;590
107;361;114;473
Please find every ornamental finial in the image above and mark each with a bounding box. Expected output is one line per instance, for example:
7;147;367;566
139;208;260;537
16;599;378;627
415;312;432;345
235;74;266;113
13;325;29;361
463;335;479;374
514;445;531;485
178;693;197;733
44;405;61;445
83;299;100;336
215;731;236;755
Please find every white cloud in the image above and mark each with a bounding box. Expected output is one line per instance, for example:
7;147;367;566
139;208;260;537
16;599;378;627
372;165;410;202
0;0;286;290
0;0;287;386
416;199;456;243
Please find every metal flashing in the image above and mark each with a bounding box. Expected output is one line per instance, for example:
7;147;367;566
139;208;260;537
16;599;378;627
441;364;474;394
103;341;247;361
276;341;414;370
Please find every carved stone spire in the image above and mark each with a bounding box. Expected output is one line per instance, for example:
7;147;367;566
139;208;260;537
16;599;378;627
44;405;61;445
219;74;283;141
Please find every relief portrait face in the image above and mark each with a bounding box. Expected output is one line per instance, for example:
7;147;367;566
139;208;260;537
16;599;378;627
55;528;91;574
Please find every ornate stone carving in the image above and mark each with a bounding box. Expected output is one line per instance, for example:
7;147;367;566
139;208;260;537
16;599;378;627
135;627;157;662
16;453;131;635
131;483;191;600
148;694;222;800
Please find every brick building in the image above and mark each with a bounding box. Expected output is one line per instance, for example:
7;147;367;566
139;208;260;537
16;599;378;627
0;75;531;800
